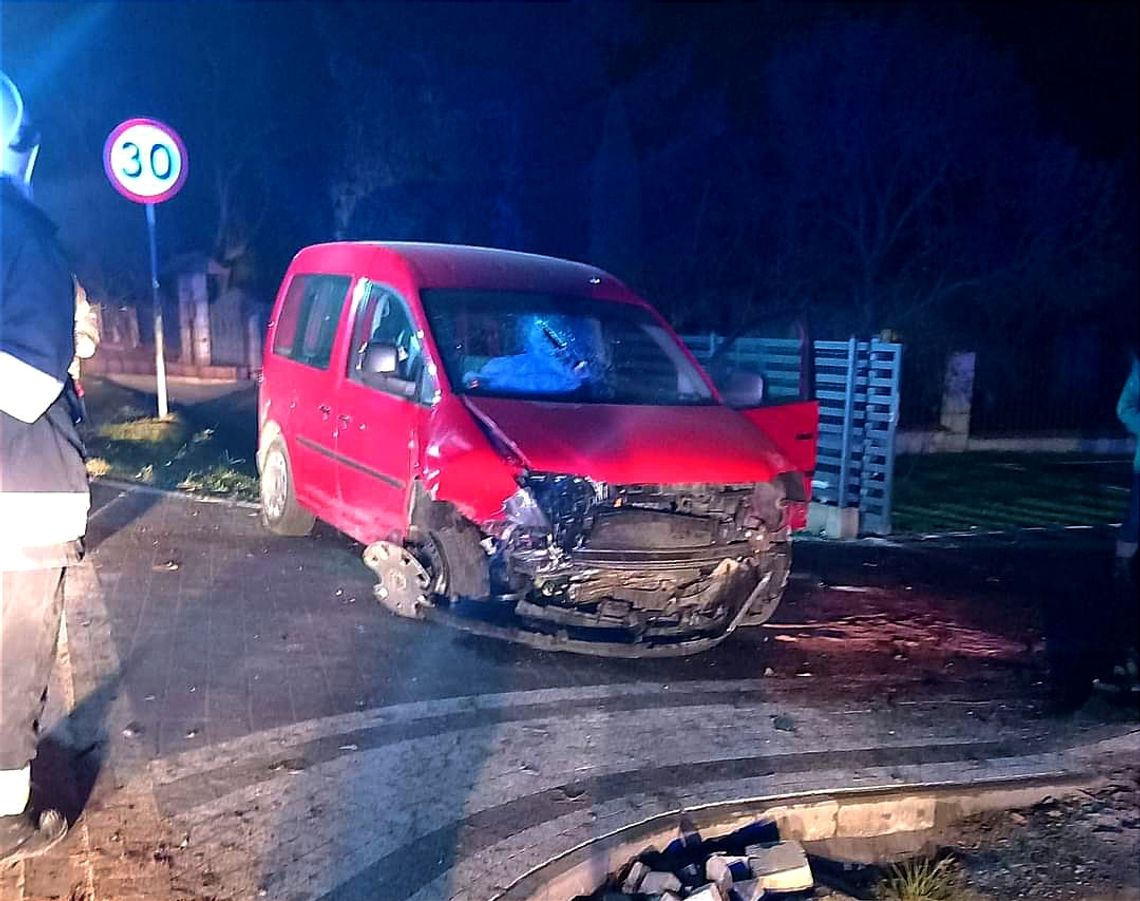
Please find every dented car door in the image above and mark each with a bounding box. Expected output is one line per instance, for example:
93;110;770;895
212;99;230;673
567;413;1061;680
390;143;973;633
335;280;428;544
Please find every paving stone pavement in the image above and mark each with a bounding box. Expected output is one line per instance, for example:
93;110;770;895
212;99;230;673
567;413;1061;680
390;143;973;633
3;482;1134;901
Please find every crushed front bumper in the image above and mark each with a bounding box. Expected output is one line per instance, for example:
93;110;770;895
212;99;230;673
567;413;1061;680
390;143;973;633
430;541;784;657
420;603;752;657
392;477;797;656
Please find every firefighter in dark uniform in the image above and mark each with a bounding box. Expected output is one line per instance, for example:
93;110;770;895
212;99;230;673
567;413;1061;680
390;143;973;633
1;71;86;865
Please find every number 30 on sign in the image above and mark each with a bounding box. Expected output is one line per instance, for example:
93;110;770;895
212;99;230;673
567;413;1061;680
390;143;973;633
103;118;188;204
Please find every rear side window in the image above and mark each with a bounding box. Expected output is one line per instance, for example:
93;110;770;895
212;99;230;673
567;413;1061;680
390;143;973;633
272;274;352;369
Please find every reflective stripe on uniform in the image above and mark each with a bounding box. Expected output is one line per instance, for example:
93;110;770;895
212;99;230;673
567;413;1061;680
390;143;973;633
0;351;64;424
0;491;88;548
0;766;31;817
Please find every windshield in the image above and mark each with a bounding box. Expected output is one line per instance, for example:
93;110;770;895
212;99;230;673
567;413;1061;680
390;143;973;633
421;289;715;405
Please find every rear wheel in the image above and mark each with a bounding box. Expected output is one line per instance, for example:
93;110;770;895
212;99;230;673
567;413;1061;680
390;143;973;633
260;439;315;536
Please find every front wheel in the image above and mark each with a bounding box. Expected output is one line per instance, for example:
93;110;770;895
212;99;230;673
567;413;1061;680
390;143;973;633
260;439;315;536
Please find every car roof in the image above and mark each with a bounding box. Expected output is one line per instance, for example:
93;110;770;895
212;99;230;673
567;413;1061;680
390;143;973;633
298;241;633;296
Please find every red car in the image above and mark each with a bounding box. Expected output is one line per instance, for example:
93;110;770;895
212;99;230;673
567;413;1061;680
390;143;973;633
258;243;817;656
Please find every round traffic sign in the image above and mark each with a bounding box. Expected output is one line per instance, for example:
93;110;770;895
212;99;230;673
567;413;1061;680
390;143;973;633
103;117;188;204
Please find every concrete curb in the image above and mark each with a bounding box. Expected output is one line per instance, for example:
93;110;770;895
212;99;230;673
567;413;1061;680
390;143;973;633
93;476;260;510
796;522;1119;547
91;479;1116;546
495;731;1140;901
898;432;1135;456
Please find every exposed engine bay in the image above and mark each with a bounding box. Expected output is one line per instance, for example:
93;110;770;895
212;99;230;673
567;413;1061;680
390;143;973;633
364;473;804;657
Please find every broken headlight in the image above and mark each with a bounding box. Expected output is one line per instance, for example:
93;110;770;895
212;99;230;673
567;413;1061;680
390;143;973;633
523;473;604;517
515;473;606;548
503;486;551;529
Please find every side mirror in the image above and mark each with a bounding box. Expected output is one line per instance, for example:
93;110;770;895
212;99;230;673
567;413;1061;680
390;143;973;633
718;371;766;409
361;342;398;375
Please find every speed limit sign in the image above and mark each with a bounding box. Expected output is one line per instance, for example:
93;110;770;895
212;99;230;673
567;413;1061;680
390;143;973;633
103;117;187;204
104;116;189;419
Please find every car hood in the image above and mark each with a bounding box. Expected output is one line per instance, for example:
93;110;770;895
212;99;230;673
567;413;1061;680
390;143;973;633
463;396;791;485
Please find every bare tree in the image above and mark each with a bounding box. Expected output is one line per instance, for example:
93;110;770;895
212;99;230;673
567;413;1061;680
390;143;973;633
761;17;1072;332
197;6;278;286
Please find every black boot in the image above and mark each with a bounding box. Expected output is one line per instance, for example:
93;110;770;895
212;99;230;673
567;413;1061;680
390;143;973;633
0;808;67;868
1113;553;1137;593
1092;555;1140;697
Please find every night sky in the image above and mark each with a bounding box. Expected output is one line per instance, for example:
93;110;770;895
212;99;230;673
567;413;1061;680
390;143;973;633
969;1;1137;160
1;0;1135;344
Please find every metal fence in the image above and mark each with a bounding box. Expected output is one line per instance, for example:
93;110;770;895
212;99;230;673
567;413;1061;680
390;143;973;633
683;334;904;535
814;339;903;534
969;333;1127;435
898;329;1130;435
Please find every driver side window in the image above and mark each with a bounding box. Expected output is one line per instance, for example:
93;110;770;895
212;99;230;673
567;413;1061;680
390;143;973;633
348;281;424;398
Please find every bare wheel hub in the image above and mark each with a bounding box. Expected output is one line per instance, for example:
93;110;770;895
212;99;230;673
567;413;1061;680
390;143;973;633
362;542;432;619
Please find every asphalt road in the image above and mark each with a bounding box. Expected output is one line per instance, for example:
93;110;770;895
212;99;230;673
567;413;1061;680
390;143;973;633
6;481;1130;901
12;376;1122;900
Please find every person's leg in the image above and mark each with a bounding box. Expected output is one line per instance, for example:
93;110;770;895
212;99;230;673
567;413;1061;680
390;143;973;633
1097;471;1140;695
1118;473;1140;670
0;567;67;862
1116;471;1140;564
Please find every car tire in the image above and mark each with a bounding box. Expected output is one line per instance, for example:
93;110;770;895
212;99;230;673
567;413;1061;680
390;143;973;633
260;439;315;536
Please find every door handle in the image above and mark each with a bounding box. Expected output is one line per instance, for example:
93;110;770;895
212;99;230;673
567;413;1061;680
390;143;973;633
318;404;332;419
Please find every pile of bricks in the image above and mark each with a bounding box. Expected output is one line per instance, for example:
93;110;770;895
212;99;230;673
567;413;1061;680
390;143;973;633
583;819;815;900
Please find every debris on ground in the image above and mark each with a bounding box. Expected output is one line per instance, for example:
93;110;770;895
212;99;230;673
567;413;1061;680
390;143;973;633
576;818;814;900
746;840;813;892
772;714;797;733
576;772;1140;900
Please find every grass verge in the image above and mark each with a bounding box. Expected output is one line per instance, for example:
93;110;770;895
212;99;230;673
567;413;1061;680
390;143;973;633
877;856;959;900
892;452;1132;534
81;380;258;501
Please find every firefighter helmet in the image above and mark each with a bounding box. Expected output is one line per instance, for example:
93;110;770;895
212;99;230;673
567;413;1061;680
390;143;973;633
1;71;41;194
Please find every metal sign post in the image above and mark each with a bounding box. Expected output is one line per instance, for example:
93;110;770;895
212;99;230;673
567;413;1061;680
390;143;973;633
144;203;168;417
103;117;188;419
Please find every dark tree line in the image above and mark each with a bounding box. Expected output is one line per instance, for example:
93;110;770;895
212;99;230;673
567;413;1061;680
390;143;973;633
4;1;1135;380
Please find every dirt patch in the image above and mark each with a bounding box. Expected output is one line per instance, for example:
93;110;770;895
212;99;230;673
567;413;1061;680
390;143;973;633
947;769;1140;900
808;769;1140;900
739;572;1047;709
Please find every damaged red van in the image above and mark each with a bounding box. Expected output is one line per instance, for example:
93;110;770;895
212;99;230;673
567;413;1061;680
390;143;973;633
258;243;817;656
